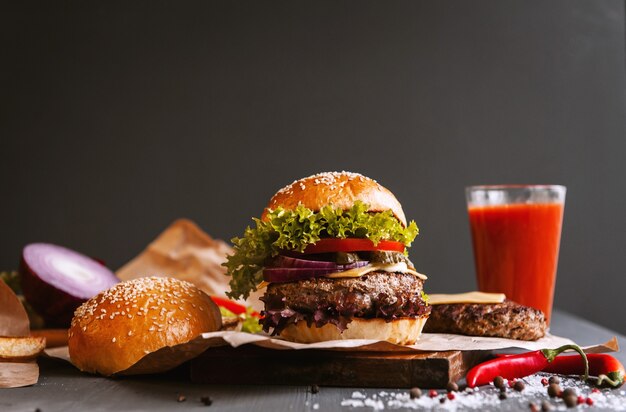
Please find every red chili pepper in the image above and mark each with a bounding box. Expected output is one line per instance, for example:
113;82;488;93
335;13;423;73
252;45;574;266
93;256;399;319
210;296;260;317
465;344;588;388
543;353;625;388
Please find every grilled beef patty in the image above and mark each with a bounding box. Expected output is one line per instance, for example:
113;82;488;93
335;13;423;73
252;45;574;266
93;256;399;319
260;272;430;335
423;300;547;341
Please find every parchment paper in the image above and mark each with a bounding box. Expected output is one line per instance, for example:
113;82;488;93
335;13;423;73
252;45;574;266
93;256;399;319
0;362;39;388
45;332;619;378
194;330;620;353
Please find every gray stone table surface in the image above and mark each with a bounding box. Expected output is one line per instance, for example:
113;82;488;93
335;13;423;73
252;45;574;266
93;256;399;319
2;309;625;412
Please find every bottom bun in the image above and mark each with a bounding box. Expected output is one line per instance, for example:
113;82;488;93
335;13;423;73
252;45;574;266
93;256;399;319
279;316;429;345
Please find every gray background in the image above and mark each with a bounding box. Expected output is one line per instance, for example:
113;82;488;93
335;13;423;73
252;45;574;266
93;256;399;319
2;1;625;335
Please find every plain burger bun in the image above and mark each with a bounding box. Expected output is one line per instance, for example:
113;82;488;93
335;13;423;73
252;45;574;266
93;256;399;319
68;276;221;376
279;316;429;345
262;171;407;227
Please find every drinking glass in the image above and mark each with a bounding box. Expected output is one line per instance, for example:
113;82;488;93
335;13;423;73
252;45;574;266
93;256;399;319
466;185;566;324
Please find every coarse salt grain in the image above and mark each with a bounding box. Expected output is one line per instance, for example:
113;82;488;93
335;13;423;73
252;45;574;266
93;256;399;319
338;373;626;411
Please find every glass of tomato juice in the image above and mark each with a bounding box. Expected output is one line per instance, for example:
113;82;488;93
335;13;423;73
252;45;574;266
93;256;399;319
466;185;566;325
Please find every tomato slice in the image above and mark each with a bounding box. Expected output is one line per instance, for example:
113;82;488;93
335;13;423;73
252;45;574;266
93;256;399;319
301;238;405;254
210;296;260;317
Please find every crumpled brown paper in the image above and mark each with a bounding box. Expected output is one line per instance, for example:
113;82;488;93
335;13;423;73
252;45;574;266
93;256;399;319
117;219;233;296
0;280;39;388
0;279;30;337
116;218;265;311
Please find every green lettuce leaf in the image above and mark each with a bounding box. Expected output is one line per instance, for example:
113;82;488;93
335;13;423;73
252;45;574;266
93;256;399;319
224;201;418;300
241;307;263;334
219;306;262;334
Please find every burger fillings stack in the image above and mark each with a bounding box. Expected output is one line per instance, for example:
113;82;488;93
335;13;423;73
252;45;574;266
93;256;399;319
225;171;430;344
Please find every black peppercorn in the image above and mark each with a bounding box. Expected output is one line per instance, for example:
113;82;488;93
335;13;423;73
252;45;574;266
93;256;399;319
541;400;553;411
562;388;576;399
200;396;213;406
409;387;422;399
513;381;525;392
564;395;577;408
548;376;560;385
499;392;507;400
311;385;320;394
493;376;505;389
547;384;561;398
446;382;459;392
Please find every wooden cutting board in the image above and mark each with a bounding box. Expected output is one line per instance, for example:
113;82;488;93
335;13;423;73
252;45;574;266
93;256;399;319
189;345;490;388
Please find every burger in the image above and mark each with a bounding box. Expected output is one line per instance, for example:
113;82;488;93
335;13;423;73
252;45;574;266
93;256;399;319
225;171;430;344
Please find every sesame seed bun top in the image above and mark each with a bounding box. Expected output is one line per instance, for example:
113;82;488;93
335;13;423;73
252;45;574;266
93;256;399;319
68;276;221;376
261;171;407;227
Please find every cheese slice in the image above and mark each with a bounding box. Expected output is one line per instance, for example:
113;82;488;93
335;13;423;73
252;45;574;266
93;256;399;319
324;262;427;280
428;291;506;305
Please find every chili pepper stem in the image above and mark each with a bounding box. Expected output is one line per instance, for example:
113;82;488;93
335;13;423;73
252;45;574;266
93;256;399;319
542;344;589;381
597;372;624;388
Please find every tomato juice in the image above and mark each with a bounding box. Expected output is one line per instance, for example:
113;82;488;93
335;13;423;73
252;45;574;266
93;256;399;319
468;202;564;324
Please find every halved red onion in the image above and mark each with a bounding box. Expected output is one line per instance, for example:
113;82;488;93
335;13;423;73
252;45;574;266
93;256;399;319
20;243;119;327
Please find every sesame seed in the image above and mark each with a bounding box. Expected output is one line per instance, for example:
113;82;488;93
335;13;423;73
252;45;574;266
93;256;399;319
71;277;199;328
112;337;116;343
274;171;374;198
